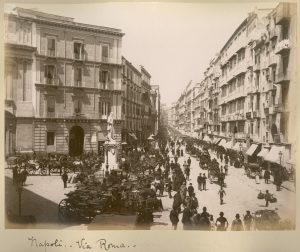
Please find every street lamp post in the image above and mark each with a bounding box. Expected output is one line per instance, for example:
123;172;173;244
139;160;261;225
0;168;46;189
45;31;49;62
16;178;23;216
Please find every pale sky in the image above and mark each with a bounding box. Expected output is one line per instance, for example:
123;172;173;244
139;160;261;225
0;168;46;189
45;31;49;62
6;2;278;106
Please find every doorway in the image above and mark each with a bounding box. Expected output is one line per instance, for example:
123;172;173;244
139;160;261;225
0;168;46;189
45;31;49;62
69;126;84;156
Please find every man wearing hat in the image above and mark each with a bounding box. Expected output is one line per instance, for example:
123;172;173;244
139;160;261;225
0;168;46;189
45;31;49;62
215;212;228;231
231;213;244;231
243;210;253;231
187;183;194;197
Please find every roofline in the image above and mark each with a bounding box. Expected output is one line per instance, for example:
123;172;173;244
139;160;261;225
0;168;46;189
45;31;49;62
7;7;124;37
219;17;248;55
122;56;142;76
140;65;151;78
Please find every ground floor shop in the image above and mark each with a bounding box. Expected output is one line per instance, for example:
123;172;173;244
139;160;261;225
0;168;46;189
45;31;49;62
6;117;123;157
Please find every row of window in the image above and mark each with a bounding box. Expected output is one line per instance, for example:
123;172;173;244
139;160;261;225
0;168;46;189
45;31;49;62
46;96;111;116
44;64;112;88
46;37;110;60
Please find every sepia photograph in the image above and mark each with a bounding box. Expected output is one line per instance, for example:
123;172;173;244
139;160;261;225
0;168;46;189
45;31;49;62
2;0;297;234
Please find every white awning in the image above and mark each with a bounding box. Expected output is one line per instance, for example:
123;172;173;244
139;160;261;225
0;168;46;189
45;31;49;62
213;138;220;144
246;144;259;156
218;139;227;148
203;135;211;142
257;148;269;158
264;146;288;165
224;141;234;149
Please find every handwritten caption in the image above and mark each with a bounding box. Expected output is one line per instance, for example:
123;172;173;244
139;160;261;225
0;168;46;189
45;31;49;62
28;236;137;252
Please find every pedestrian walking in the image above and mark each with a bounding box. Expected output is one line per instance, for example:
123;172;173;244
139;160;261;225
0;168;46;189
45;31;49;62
184;164;190;181
215;212;229;231
61;171;68;188
255;171;260;184
265;190;271;207
243;210;253;231
224;164;228;175
231;214;244;231
169;208;179;230
264;169;271;184
187;156;191;167
274;172;282;191
187;183;194;197
218;186;226;205
202;173;207;190
167;179;173;198
197;173;202;191
180;182;187;203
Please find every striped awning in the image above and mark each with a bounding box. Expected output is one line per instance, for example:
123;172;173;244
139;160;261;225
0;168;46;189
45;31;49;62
246;144;259;156
218;139;227;148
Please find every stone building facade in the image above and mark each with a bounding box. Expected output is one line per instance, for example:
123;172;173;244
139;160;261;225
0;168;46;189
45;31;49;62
173;3;297;168
4;7;124;156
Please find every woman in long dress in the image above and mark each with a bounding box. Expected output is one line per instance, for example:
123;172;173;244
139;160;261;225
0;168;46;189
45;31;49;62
255;171;260;184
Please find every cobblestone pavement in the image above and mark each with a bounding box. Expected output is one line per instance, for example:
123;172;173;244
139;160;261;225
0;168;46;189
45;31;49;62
151;147;295;230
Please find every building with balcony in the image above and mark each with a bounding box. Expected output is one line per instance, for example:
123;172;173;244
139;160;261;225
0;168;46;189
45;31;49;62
121;56;142;144
172;3;296;168
4;7;124;156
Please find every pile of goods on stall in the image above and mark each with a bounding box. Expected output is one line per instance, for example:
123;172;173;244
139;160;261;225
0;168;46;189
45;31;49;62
257;191;277;203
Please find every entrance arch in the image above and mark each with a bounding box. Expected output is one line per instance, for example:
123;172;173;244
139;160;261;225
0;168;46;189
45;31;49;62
69;126;84;156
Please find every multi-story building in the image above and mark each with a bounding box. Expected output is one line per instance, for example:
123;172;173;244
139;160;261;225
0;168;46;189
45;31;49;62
173;3;296;169
121;56;142;144
4;7;124;156
140;66;154;142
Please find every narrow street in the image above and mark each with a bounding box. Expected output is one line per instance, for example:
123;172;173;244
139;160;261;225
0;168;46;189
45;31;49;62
151;146;295;230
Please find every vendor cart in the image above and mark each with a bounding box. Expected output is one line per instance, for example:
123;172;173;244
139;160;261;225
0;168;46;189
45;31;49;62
246;163;260;179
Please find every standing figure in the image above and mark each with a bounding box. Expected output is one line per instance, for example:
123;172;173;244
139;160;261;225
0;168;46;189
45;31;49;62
243;210;253;231
231;214;244;231
187;156;191;167
218;186;226;205
197;173;203;191
202;173;207;190
169;208;179;230
61;171;68;188
264;169;271;184
265;190;271;207
215;212;229;231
